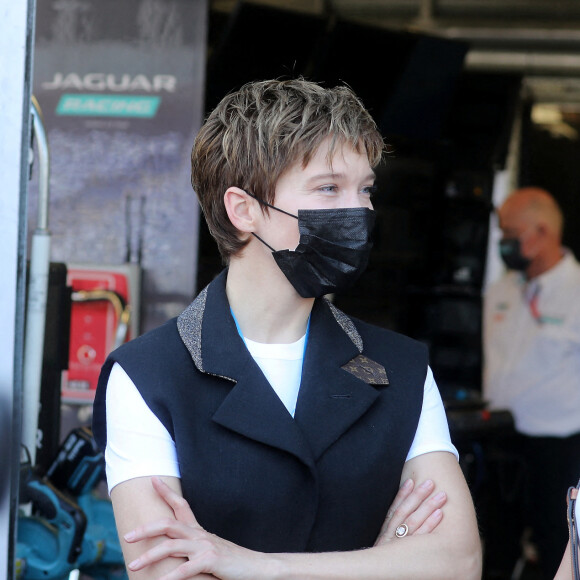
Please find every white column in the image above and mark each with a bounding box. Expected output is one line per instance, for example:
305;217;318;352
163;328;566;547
0;0;36;576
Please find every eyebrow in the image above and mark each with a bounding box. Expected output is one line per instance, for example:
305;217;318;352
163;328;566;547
305;171;376;183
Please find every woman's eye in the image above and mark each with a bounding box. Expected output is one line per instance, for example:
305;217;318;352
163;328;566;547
362;185;378;197
319;185;338;193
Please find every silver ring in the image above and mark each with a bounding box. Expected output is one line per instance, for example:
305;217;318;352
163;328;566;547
395;523;409;538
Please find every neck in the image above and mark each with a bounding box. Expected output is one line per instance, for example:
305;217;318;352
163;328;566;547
225;255;314;344
525;245;564;279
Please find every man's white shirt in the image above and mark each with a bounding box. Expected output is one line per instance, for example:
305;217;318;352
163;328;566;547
484;251;580;436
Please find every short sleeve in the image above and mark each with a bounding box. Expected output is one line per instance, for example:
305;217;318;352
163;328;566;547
405;366;459;462
104;362;180;493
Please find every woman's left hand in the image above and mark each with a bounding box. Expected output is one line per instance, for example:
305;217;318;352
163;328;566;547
374;478;447;545
124;477;270;580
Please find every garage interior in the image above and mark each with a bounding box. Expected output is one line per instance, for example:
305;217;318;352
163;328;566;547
5;1;580;578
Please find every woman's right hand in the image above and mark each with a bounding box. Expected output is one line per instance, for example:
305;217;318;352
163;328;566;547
374;478;447;545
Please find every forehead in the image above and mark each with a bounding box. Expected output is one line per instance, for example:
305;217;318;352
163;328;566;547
498;201;531;233
299;138;372;175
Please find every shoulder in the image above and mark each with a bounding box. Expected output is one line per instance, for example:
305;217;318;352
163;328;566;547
109;317;197;375
358;318;429;384
109;317;198;398
326;302;429;381
113;317;181;358
93;319;186;448
323;298;425;353
563;251;580;279
100;318;193;402
349;312;427;357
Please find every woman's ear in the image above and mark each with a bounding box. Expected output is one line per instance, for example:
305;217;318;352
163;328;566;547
224;187;256;234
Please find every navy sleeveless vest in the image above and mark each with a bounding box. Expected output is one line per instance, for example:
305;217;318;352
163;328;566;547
93;270;426;553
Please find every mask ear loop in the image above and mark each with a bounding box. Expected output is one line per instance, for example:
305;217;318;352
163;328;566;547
244;190;298;219
244;190;298;252
251;232;277;252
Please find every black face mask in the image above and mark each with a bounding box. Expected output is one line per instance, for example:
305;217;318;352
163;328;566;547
499;238;531;272
247;193;376;298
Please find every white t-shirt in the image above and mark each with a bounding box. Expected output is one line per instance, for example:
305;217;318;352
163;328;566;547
483;251;580;436
105;337;458;492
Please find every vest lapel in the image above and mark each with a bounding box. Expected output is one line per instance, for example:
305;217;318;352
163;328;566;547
178;270;315;469
212;362;315;470
294;299;383;460
177;271;385;467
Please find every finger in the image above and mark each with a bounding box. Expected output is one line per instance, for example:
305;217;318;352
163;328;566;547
152;476;199;526
376;479;414;540
387;479;415;520
128;538;202;571
382;479;435;538
413;508;444;535
124;519;196;543
375;488;446;545
159;561;216;580
160;570;215;580
404;490;447;533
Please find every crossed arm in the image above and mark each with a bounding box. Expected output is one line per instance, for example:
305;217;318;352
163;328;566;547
111;450;481;580
554;488;578;580
555;542;574;580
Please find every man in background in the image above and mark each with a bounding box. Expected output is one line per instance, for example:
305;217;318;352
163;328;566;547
484;187;580;579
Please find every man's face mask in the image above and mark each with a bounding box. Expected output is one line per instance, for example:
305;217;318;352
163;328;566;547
499;237;531;272
247;193;376;298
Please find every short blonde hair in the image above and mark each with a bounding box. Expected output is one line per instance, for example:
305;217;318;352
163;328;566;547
191;78;384;260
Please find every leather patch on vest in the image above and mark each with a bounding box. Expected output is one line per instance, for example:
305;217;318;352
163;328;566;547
341;354;389;385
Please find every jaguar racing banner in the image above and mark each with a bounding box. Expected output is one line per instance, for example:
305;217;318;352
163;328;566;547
32;0;207;334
